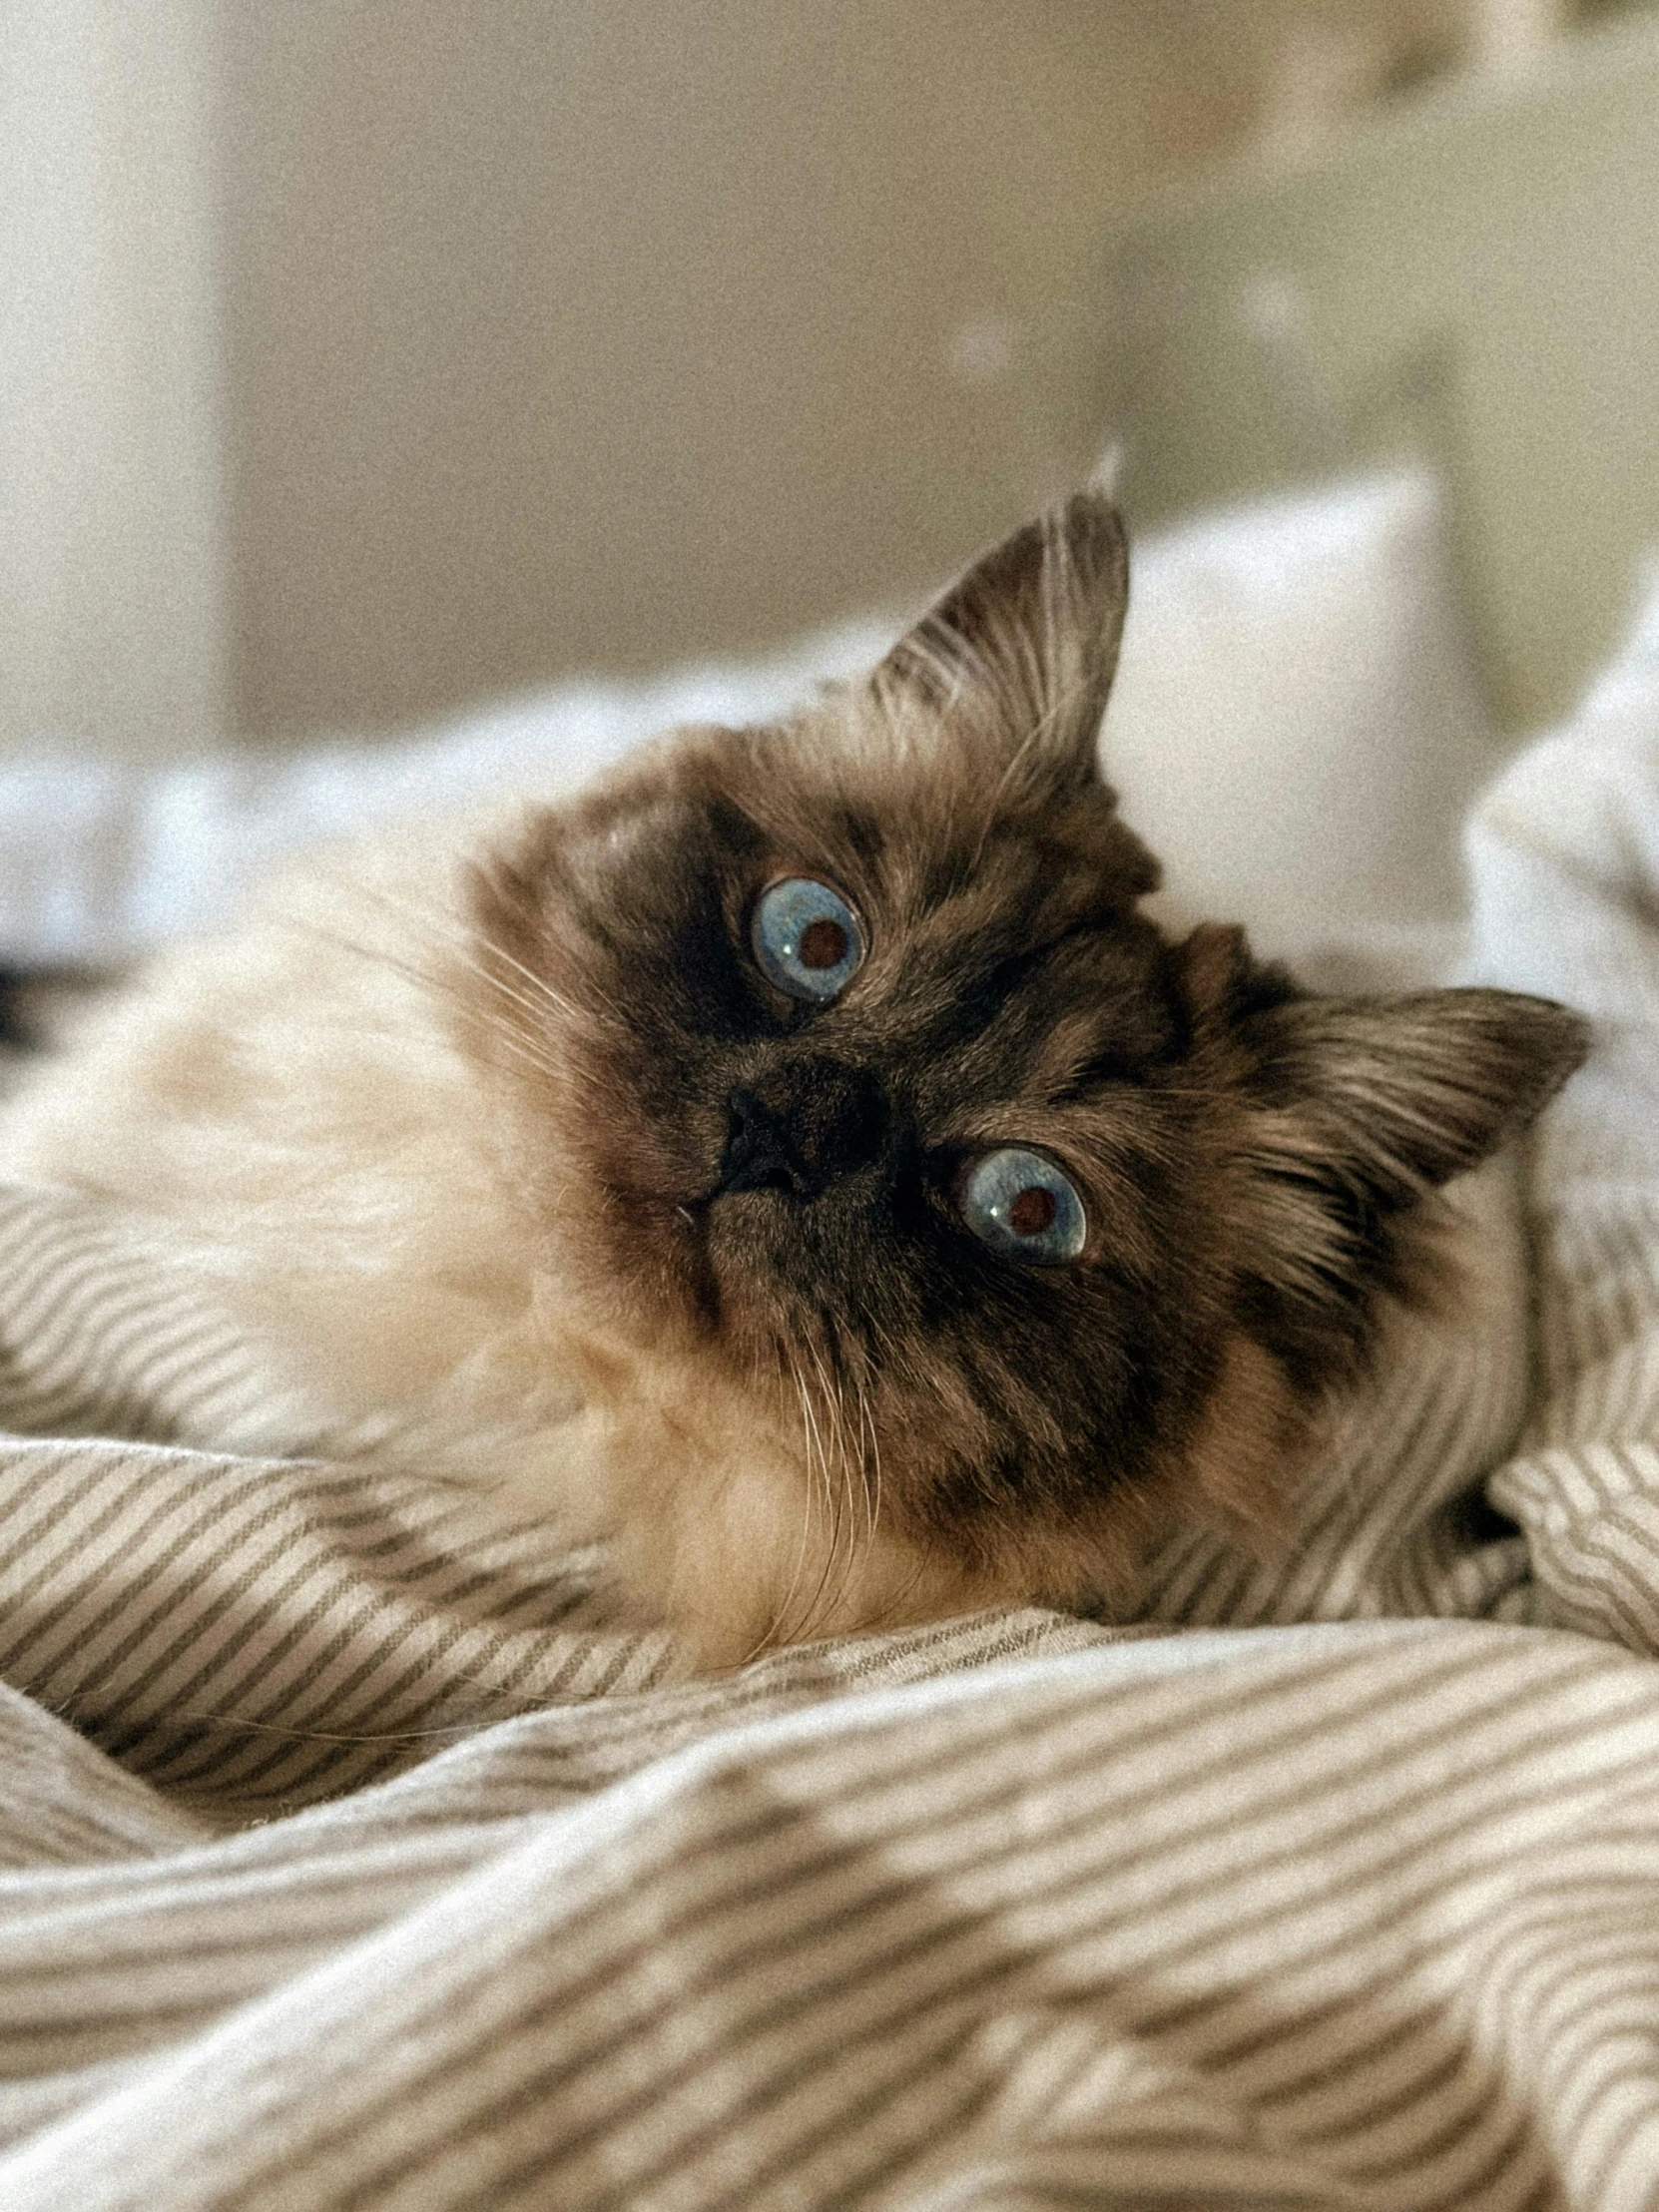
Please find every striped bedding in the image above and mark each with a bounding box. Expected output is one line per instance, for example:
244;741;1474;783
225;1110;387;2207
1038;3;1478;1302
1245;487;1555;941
5;603;1659;2209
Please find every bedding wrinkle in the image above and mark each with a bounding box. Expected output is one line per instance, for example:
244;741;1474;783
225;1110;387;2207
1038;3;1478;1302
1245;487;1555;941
13;587;1659;2203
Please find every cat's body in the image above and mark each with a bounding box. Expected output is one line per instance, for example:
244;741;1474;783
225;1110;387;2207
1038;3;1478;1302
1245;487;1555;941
0;499;1587;1665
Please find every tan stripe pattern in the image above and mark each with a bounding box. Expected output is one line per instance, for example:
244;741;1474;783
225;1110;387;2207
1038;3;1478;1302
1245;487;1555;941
6;675;1659;2206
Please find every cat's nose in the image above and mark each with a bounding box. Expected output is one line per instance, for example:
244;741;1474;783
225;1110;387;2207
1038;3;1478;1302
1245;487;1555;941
719;1059;889;1200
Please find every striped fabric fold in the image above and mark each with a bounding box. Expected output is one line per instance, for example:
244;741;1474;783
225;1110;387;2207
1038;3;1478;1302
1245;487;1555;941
7;634;1659;2206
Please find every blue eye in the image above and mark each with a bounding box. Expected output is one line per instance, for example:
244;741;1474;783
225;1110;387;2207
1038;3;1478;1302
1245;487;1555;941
960;1148;1087;1265
751;877;865;1002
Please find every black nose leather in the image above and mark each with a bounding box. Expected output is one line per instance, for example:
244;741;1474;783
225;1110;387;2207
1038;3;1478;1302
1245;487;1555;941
719;1059;889;1200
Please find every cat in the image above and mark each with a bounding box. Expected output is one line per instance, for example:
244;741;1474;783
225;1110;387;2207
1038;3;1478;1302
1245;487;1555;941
0;494;1586;1666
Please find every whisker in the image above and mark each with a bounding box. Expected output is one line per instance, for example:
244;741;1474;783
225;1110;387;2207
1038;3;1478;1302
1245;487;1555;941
805;1334;857;1629
469;930;588;1025
283;921;571;1097
341;874;605;1037
298;906;571;1057
791;1351;849;1648
781;1358;825;1644
814;1327;882;1647
467;906;635;1034
858;1376;883;1544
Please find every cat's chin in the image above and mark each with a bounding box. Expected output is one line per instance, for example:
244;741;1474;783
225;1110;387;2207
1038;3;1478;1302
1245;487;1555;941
470;1302;1305;1672
485;1313;981;1666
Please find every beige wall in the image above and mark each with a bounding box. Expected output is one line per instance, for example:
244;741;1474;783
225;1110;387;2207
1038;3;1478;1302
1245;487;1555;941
13;2;1576;756
219;1;1227;743
0;0;223;759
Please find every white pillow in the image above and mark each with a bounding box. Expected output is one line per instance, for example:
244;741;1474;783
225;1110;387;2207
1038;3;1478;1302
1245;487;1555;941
1103;468;1498;963
0;470;1489;974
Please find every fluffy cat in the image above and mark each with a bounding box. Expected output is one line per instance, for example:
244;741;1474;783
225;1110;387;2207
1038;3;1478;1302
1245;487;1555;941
0;496;1586;1665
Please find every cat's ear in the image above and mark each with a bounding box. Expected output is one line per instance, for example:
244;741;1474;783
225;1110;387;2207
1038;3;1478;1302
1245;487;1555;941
1232;982;1587;1374
874;493;1128;796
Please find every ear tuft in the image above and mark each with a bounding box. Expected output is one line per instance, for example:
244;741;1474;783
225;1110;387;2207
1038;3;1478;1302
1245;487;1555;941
875;494;1129;797
1175;921;1299;1029
1236;986;1588;1382
1247;988;1588;1201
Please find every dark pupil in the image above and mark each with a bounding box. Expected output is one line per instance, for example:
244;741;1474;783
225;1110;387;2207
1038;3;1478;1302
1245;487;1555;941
797;916;847;970
1007;1185;1057;1237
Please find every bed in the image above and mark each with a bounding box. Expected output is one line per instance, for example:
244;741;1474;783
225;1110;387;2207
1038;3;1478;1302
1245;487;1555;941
5;29;1659;2212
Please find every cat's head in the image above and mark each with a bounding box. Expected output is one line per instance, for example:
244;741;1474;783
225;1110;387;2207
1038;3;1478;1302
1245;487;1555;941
460;496;1585;1652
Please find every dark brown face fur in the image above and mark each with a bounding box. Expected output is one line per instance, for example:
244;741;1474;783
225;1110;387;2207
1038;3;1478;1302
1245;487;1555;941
459;497;1588;1602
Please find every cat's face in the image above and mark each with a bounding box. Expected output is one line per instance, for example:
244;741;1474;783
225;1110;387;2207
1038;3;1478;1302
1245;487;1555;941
461;498;1585;1634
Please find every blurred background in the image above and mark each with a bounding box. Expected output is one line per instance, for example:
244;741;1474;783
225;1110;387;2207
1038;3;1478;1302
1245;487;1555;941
2;0;1657;765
